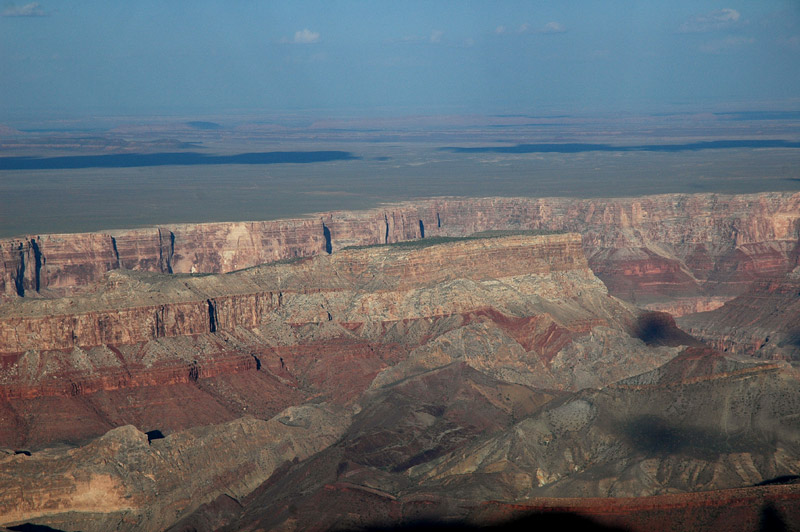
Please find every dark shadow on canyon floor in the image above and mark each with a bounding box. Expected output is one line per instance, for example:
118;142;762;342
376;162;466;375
620;415;768;460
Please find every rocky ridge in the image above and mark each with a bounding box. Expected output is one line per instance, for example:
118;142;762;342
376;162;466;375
191;348;800;532
0;403;353;531
3;192;799;312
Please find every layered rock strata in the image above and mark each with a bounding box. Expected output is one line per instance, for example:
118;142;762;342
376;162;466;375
0;231;795;531
0;234;586;353
0;234;669;450
3;192;799;309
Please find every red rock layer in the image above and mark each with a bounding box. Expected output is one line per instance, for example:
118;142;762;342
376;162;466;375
3;192;799;303
0;350;258;401
0;335;364;449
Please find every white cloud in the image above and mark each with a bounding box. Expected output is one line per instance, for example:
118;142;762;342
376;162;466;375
1;2;47;17
293;28;320;44
519;23;530;34
540;21;566;34
495;25;506;34
678;8;741;33
430;30;443;43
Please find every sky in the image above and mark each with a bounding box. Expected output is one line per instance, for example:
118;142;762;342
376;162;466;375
1;1;800;120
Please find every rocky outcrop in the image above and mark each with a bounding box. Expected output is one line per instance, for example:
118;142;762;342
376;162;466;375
0;404;353;532
405;354;800;500
3;192;799;305
176;348;800;532
679;268;800;360
640;296;728;317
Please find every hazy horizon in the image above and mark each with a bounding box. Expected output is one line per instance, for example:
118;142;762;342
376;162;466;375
2;1;799;238
2;1;800;121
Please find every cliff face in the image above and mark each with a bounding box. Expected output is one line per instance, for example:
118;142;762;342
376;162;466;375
2;233;653;450
1;225;797;531
0;220;324;298
3;192;799;308
0;294;274;353
679;269;800;360
0;234;585;353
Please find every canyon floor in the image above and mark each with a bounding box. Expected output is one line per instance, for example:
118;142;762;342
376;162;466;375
1;190;799;531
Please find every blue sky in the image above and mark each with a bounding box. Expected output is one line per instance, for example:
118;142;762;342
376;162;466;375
1;1;799;120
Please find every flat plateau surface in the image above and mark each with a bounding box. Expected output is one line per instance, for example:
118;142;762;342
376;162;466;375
1;113;799;237
2;145;798;238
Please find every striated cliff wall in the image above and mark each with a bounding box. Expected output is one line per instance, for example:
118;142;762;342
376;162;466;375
3;192;799;305
0;220;325;298
0;234;586;353
0;233;656;450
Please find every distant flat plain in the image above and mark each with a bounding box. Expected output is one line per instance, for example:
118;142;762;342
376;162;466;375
1;113;798;238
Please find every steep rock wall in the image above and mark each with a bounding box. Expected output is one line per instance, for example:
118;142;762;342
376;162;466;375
679;271;800;360
3;192;799;304
0;234;586;353
0;234;648;448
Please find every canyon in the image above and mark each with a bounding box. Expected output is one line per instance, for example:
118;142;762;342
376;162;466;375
0;192;799;531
